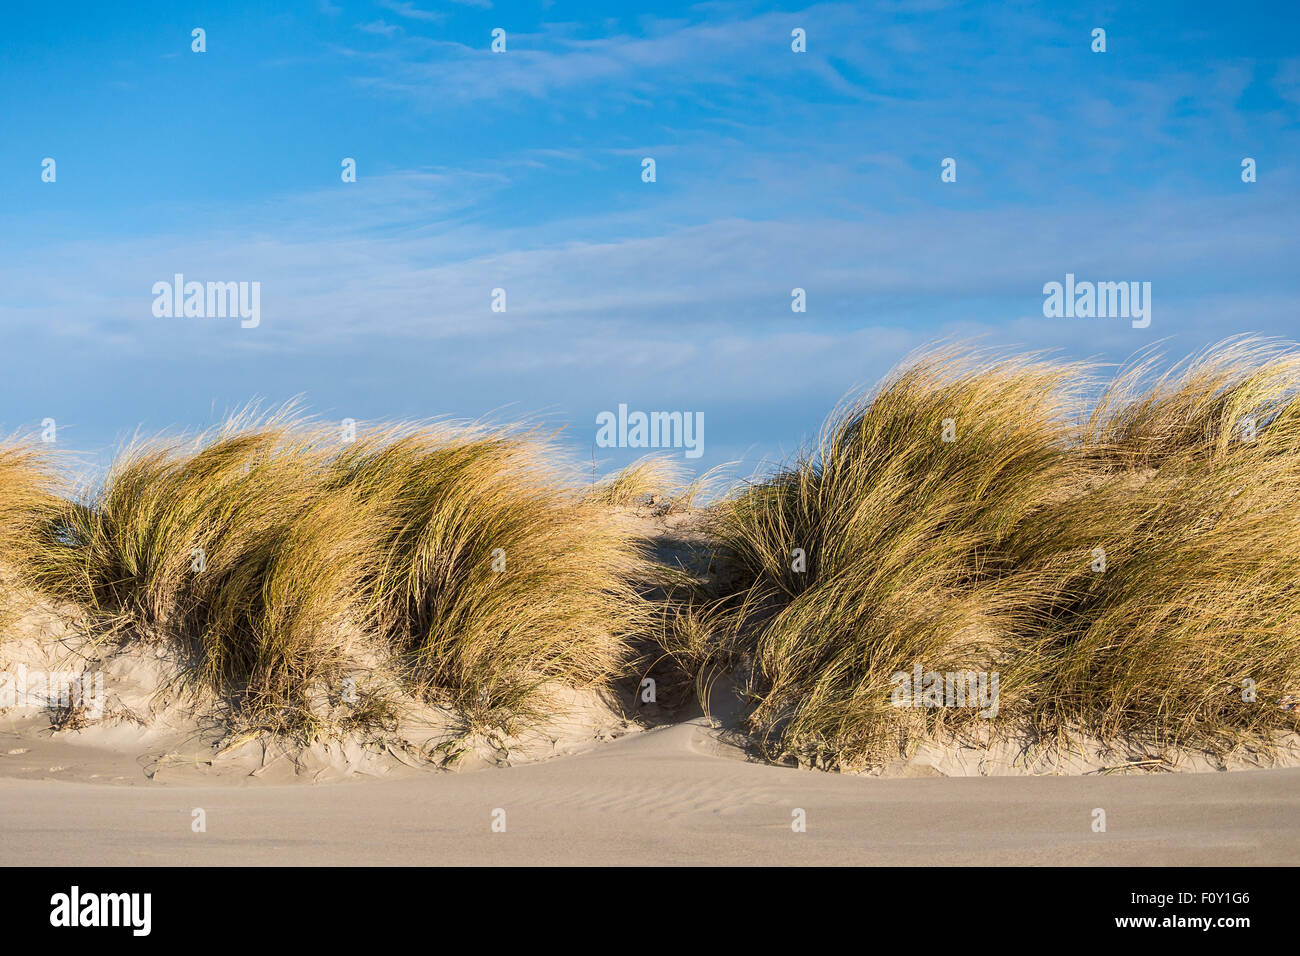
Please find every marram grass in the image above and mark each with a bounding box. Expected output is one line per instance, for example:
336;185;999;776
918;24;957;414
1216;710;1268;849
326;424;649;720
0;439;62;555
714;339;1300;767
15;412;651;733
588;453;725;512
0;438;65;634
712;345;1093;765
1007;337;1300;750
4;340;1300;765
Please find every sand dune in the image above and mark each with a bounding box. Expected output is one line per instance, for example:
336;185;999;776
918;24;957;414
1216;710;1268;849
6;378;1300;865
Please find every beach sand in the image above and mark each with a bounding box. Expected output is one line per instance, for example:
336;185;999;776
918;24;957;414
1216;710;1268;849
3;713;1299;865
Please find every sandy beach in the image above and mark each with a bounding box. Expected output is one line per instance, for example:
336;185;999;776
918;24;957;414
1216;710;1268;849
3;712;1298;866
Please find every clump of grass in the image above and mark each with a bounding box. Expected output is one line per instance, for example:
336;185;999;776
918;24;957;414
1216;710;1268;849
21;412;651;735
715;345;1091;766
0;438;63;636
1086;336;1300;468
717;338;1300;768
0;439;62;553
330;424;650;726
589;455;686;508
1008;338;1300;753
642;589;749;712
23;414;368;727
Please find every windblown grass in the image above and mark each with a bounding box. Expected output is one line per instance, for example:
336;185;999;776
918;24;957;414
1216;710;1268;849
20;412;650;732
10;338;1300;767
589;455;684;507
0;438;62;636
717;339;1300;767
1086;336;1300;467
1008;338;1300;751
329;425;649;720
714;345;1091;765
0;440;60;553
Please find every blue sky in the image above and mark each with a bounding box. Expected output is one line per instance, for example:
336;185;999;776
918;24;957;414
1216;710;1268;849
2;0;1298;476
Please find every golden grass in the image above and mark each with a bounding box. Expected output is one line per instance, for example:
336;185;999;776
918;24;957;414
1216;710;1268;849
0;438;62;548
1008;338;1300;751
588;454;724;512
713;345;1091;764
715;339;1300;767
1086;336;1300;467
589;455;684;507
328;424;649;720
0;438;63;636
18;412;651;732
8;339;1300;765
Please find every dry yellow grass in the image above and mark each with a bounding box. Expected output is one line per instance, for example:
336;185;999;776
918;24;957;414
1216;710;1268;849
715;339;1300;767
588;455;685;507
0;438;63;635
0;438;62;551
8;340;1300;764
328;424;650;721
1008;338;1300;751
1086;336;1300;467
588;454;725;512
713;345;1091;765
18;412;651;733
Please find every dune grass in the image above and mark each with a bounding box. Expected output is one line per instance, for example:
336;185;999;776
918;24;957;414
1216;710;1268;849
588;454;724;512
1007;338;1300;751
589;455;684;507
1085;337;1300;467
712;346;1090;764
715;340;1300;767
8;339;1300;766
0;439;63;636
0;440;60;553
328;424;649;720
20;416;363;723
18;413;650;733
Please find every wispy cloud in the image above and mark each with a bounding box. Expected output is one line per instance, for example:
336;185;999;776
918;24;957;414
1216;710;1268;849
6;167;1296;360
347;5;878;106
375;0;446;22
359;19;400;37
